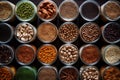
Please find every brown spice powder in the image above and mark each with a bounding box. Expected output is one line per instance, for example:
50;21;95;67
81;45;100;65
16;45;35;64
37;22;57;43
104;2;120;20
0;2;12;20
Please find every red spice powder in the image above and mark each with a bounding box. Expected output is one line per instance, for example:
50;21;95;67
16;45;35;65
81;45;100;65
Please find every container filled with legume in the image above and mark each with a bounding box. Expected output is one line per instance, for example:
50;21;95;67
37;44;57;65
37;22;58;43
0;44;14;65
59;44;79;65
38;66;58;80
15;44;36;65
15;66;36;80
101;1;120;21
101;66;120;80
80;22;101;43
0;66;14;80
15;0;37;22
102;22;120;43
59;0;79;21
101;45;120;65
0;23;14;43
79;44;101;65
58;22;79;43
80;66;100;80
15;22;37;43
37;0;58;21
59;66;79;80
0;1;15;22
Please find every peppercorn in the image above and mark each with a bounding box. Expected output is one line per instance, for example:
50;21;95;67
37;44;57;65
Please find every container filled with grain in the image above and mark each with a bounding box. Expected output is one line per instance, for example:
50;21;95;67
0;44;14;65
101;0;120;21
80;22;101;43
15;0;37;22
58;22;79;43
79;0;100;21
101;66;120;80
101;45;120;65
38;66;58;80
59;0;79;21
37;0;58;21
79;44;101;65
37;22;58;43
59;44;79;65
80;66;100;80
15;66;36;80
0;1;15;22
15;44;36;65
37;44;57;65
0;23;14;43
0;66;14;80
59;66;79;80
15;22;37;43
102;22;120;43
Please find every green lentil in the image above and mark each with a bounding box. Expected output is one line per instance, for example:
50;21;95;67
16;2;34;20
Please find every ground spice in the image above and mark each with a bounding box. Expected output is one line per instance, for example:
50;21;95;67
0;66;13;80
104;1;120;20
0;1;12;20
37;22;57;43
80;44;100;65
102;66;120;80
16;44;35;65
38;66;57;80
37;44;57;65
59;66;78;80
103;45;120;65
59;0;78;21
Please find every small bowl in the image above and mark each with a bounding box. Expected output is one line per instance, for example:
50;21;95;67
15;22;37;43
58;22;79;43
79;0;100;21
0;1;15;22
79;44;101;65
101;1;120;21
0;66;14;80
37;22;58;43
38;66;58;80
0;23;13;43
15;44;36;65
80;66;100;80
80;22;101;43
37;44;57;65
101;45;120;66
15;0;37;22
0;44;14;66
59;0;79;21
15;66;36;80
37;0;58;21
59;44;79;65
102;22;120;43
59;66;79;80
